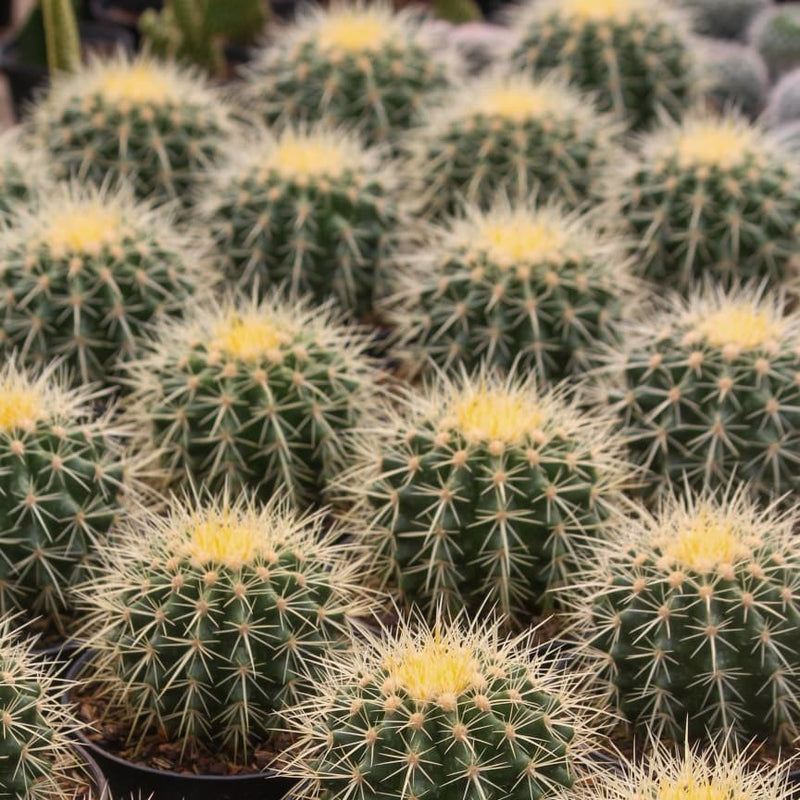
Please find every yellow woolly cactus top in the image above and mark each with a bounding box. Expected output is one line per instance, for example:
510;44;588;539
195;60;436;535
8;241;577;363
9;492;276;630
469;80;569;122
96;62;176;104
211;313;292;362
660;509;755;571
313;7;394;53
696;305;781;350
43;204;122;254
557;0;647;22
186;509;268;568
263;132;351;180
656;773;739;800
663;119;762;170
472;211;568;267
0;382;44;432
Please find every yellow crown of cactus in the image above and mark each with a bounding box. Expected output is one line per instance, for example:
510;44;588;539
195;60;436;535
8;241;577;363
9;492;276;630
464;75;582;123
43;203;122;254
557;0;648;22
696;305;781;350
314;6;395;53
211;313;292;362
97;62;175;104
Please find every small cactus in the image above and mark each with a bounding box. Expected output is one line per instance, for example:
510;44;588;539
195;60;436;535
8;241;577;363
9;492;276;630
77;491;373;763
749;4;800;79
203;125;399;319
683;0;768;41
702;41;769;119
601;284;800;500
33;53;236;207
340;370;629;624
0;361;131;631
280;611;608;800
125;293;377;506
407;71;621;219
604;112;800;290
0;131;50;227
765;68;800;128
0;184;214;388
570;487;800;741
510;0;696;129
240;2;452;146
389;198;638;382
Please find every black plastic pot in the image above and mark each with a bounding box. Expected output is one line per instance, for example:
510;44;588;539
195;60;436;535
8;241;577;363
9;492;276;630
64;653;298;800
77;744;111;800
32;639;81;679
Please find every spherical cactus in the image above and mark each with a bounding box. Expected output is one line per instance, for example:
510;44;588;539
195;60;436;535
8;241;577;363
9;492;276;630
203;126;399;320
702;41;768;119
766;68;800;127
749;5;800;79
77;491;372;763
0;184;213;388
32;54;235;206
0;616;88;799
0;362;130;632
280;612;607;800
601;285;800;501
407;71;621;219
0;131;50;227
683;0;768;40
510;0;695;130
240;3;452;146
604;112;800;290
126;293;377;506
340;371;629;624
571;487;800;742
389;199;638;382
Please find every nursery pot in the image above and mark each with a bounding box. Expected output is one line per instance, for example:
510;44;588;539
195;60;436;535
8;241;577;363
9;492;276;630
76;744;110;800
64;653;298;800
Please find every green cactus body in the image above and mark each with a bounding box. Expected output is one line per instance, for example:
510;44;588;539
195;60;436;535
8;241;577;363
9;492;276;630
684;0;768;40
702;42;768;119
510;0;694;130
204;127;398;319
33;54;235;206
241;3;451;146
391;200;637;381
0;133;50;227
0;363;129;630
343;373;627;623
41;0;81;75
281;614;606;800
0;186;212;388
606;113;800;289
766;69;800;127
126;295;376;506
603;288;800;500
79;494;371;762
408;73;621;220
573;490;800;741
750;5;800;78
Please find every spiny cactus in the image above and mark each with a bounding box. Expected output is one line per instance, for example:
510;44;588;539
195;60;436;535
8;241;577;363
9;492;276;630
33;53;235;207
280;611;607;800
390;199;638;382
0;616;89;799
601;285;800;501
203;126;399;320
240;3;452;146
408;71;621;219
510;0;695;130
340;371;629;624
77;491;372;763
126;293;377;506
0;184;213;389
702;41;768;119
0;361;131;632
0;131;50;227
683;0;768;41
766;68;800;127
604;112;800;290
749;5;800;78
571;487;800;741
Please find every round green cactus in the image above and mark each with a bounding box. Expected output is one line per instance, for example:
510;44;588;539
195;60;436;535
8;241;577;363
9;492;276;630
0;131;50;227
510;0;695;129
601;285;800;500
32;54;235;207
702;42;768;119
407;72;621;219
203;126;399;319
571;487;800;742
766;68;800;127
683;0;768;40
749;5;800;78
126;293;377;506
77;492;372;763
604;112;800;290
390;199;638;381
280;612;608;800
0;184;213;388
341;371;629;624
0;361;130;631
240;3;452;146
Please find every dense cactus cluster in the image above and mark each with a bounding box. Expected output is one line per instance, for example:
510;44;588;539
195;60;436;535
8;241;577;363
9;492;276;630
203;126;398;318
390;199;637;381
572;488;800;741
605;113;800;290
32;54;235;206
0;131;49;226
408;72;620;219
510;0;695;129
241;3;451;145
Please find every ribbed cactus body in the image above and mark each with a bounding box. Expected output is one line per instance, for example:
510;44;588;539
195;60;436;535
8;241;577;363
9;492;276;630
0;133;49;227
606;114;800;290
33;55;234;206
766;69;800;127
241;4;450;146
0;186;210;388
391;201;636;381
703;42;768;119
204;127;398;319
573;491;800;741
409;73;620;219
603;288;800;500
510;0;694;129
343;374;626;623
127;295;375;506
750;5;800;78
